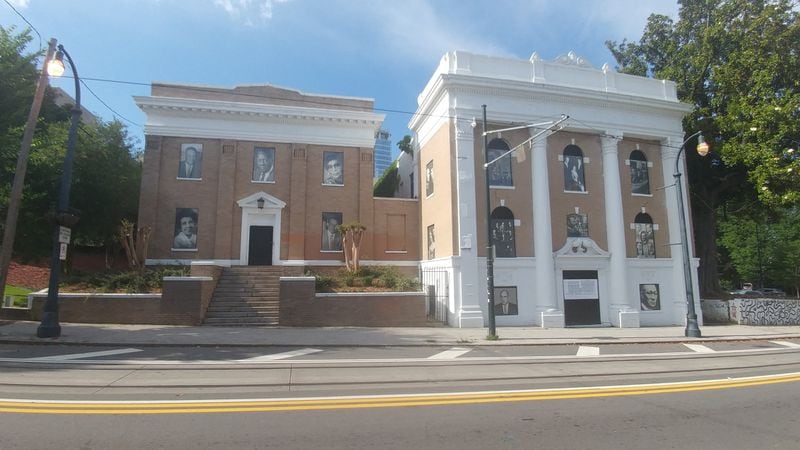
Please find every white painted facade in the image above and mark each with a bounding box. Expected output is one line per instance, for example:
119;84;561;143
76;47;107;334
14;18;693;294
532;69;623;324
410;51;701;328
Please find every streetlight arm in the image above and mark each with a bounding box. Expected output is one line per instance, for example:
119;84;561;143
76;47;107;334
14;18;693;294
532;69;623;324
484;115;569;168
674;130;703;175
481;115;568;136
58;45;81;110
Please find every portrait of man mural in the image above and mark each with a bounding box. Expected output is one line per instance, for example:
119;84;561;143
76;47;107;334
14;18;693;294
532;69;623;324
493;287;518;316
640;284;660;311
178;144;203;179
425;160;434;197
630;159;650;194
321;212;343;251
488;146;512;187
427;224;435;259
173;208;198;250
563;154;586;192
566;213;589;238
252;147;275;182
323;151;344;185
635;222;656;258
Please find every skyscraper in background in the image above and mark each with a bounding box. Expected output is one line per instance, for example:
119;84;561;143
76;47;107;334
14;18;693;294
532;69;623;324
373;129;392;178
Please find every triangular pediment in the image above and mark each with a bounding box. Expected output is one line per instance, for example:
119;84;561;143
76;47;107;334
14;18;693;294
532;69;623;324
237;191;286;210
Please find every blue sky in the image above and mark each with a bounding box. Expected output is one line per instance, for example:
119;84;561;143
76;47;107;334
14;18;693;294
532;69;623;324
3;0;679;157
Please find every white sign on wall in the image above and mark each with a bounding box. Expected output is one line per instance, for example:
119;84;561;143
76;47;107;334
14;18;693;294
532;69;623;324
563;279;599;300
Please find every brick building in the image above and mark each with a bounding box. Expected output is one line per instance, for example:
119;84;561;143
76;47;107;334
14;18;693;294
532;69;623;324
135;83;418;271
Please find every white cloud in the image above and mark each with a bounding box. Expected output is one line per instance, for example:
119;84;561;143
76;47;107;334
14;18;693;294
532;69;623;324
212;0;292;23
7;0;30;8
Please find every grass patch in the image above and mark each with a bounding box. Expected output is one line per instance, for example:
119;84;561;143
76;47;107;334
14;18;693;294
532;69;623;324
2;285;32;308
308;266;421;293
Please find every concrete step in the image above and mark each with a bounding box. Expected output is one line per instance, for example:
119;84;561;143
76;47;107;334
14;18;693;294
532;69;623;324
203;319;279;326
211;297;279;303
204;311;279;318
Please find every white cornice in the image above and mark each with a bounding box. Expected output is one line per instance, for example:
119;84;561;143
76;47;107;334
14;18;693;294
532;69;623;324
135;96;385;148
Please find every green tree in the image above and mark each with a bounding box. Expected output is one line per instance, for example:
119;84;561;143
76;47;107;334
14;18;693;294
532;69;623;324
1;26;141;264
607;0;800;295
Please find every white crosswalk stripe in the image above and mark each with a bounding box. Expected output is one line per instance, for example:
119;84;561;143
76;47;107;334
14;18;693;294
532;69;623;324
29;348;143;361
576;346;600;357
683;343;715;353
237;348;323;362
770;340;800;348
428;347;472;360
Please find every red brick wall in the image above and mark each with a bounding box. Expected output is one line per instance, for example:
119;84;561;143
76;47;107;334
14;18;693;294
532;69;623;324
279;278;428;326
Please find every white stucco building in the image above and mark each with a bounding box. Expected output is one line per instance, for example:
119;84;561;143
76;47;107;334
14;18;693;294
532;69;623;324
411;51;701;328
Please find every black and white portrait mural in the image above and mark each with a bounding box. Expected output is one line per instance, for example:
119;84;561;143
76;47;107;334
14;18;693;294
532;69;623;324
640;283;660;311
488;139;512;186
252;147;276;182
494;287;518;316
323;152;344;185
425;160;434;197
563;145;586;192
566;213;589;237
427;224;435;260
178;144;203;179
629;150;650;194
491;207;516;257
635;222;656;258
321;212;343;251
173;208;198;250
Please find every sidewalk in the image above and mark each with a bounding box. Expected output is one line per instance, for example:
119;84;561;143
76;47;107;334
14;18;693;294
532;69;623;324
2;320;800;347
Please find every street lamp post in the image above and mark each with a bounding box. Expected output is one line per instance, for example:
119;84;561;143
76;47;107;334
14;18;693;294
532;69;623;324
479;105;568;339
37;45;82;339
673;130;709;338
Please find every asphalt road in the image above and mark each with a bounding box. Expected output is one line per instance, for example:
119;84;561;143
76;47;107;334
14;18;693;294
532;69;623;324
1;372;799;449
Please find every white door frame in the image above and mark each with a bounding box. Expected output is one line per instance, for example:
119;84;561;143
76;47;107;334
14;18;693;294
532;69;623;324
237;191;286;266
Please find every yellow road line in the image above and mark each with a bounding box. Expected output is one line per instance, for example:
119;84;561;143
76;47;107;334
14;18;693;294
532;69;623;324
2;372;799;415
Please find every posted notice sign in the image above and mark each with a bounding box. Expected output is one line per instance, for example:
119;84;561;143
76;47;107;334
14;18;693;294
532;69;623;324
58;226;71;244
59;243;68;261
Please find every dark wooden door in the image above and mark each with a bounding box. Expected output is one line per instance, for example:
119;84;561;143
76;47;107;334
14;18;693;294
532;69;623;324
563;270;601;326
248;226;273;266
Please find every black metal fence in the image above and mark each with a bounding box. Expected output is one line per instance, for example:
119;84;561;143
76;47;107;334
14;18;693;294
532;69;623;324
420;267;449;324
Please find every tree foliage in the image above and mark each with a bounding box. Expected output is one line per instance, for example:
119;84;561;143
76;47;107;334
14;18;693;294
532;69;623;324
607;0;800;295
0;25;141;263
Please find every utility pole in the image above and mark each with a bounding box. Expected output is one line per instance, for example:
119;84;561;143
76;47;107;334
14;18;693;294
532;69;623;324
0;38;57;298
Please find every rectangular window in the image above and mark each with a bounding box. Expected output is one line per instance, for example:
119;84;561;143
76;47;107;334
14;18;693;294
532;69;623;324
321;212;343;252
386;214;406;252
635;223;656;258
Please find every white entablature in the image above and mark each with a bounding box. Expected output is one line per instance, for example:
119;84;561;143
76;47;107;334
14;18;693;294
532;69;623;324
135;95;385;148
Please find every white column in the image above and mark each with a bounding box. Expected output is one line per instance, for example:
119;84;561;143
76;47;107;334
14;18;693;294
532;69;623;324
601;134;637;327
453;118;484;327
661;135;692;325
532;137;562;327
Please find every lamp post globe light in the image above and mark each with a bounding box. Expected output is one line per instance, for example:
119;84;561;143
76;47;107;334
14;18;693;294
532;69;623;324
37;45;82;339
673;130;709;338
478;105;568;339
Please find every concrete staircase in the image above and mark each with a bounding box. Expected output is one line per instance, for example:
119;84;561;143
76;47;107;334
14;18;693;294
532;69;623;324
204;266;283;326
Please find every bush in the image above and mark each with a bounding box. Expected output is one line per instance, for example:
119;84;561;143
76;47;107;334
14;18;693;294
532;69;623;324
307;266;419;292
60;266;189;293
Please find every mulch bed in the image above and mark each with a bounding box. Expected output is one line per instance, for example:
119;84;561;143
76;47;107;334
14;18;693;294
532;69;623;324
7;262;50;290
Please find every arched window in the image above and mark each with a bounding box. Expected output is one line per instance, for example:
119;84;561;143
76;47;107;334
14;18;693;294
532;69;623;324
563;145;586;192
487;139;513;186
634;212;655;258
629;150;650;194
491;207;516;257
